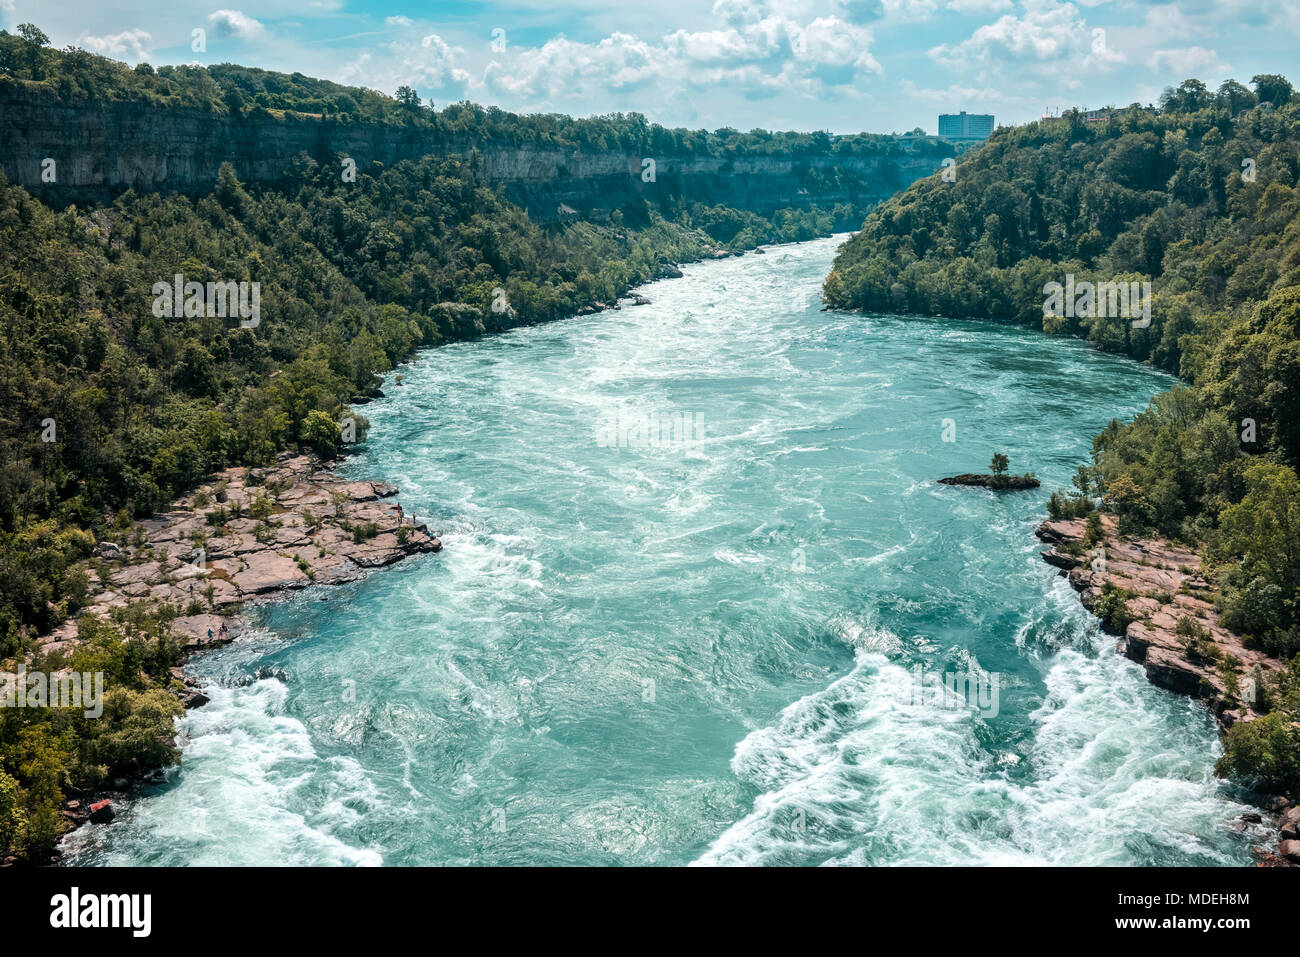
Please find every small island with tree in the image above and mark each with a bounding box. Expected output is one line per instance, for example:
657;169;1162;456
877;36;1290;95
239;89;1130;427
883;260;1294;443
939;453;1040;490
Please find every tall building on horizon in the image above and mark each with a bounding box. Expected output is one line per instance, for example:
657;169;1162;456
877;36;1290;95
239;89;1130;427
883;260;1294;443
938;111;995;141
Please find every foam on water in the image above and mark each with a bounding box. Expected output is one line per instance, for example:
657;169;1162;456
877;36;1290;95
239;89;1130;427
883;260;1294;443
696;627;1254;866
69;235;1256;867
65;679;385;866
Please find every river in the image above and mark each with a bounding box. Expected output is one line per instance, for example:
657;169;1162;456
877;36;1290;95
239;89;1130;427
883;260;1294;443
65;234;1256;866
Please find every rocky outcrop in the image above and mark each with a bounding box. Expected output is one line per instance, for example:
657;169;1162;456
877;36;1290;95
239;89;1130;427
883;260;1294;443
0;87;945;220
939;473;1040;490
1036;514;1276;726
1036;513;1294;865
37;450;442;860
42;451;442;664
38;451;441;860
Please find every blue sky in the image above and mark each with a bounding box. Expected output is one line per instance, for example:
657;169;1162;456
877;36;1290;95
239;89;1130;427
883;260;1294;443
5;0;1297;133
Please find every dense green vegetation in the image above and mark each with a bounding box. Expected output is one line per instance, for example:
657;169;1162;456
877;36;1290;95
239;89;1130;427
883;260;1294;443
1216;647;1300;794
0;608;184;861
825;76;1299;379
826;75;1300;793
0;26;905;861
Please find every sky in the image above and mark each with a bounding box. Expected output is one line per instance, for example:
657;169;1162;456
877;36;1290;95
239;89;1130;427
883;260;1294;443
4;0;1297;134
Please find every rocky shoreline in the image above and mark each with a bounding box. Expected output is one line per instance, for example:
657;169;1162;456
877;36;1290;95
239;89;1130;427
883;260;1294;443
41;450;442;855
1035;513;1298;867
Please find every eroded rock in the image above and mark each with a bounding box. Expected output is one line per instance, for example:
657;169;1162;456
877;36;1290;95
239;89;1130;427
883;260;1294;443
50;450;444;715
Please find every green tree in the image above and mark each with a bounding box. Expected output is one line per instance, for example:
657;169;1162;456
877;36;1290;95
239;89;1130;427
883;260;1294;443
0;770;25;857
301;410;340;457
16;23;48;78
214;161;249;215
395;85;420;112
1217;79;1257;114
1251;73;1294;106
1215;462;1300;655
1215;712;1300;792
79;689;184;774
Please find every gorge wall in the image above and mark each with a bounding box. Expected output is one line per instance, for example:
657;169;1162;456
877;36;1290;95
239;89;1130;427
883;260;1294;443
0;88;945;220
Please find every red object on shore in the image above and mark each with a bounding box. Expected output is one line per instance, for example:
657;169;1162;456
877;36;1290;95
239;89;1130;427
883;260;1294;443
88;799;115;824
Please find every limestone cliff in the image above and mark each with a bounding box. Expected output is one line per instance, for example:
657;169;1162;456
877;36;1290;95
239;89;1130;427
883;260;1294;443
0;88;944;219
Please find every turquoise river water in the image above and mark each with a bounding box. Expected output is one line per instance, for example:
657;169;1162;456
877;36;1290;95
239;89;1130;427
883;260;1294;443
66;234;1257;866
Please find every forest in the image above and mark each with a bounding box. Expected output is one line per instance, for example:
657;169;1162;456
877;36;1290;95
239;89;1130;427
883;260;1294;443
826;75;1300;792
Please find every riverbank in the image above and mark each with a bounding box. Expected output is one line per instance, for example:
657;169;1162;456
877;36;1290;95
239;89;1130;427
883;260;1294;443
34;450;441;855
1035;513;1298;866
43;450;441;658
36;242;763;863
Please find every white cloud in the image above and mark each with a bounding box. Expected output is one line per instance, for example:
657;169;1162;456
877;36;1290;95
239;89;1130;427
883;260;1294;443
714;0;821;25
76;28;153;60
796;17;882;73
945;0;1012;14
900;78;1002;104
475;14;881;106
385;16;414;28
1137;0;1300;36
483;33;670;99
207;10;267;41
929;0;1124;72
875;0;941;20
1146;46;1230;78
340;32;472;96
835;0;1008;23
713;0;770;24
1139;3;1198;40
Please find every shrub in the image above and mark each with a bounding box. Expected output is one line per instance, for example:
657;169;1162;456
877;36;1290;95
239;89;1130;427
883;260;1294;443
1047;490;1093;520
1084;511;1104;548
78;689;184;777
1093;583;1134;634
1215;712;1300;793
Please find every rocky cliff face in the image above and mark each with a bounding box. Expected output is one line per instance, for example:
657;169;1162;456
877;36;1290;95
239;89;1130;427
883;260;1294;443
0;88;940;219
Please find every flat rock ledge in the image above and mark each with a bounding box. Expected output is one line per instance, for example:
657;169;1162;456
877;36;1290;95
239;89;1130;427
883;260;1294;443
1036;513;1295;866
41;450;442;674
